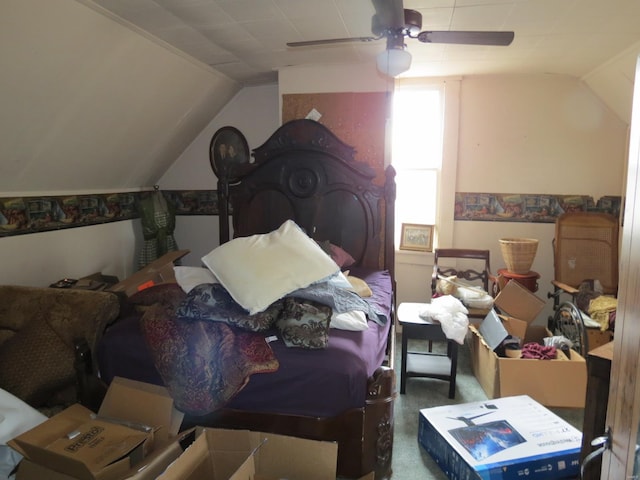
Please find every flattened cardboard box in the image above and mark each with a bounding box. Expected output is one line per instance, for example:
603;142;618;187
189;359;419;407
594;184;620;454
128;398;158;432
108;250;189;296
11;377;185;480
418;395;582;480
158;427;373;480
16;438;189;480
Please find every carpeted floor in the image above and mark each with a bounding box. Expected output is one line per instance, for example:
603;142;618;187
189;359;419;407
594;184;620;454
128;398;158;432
390;331;584;479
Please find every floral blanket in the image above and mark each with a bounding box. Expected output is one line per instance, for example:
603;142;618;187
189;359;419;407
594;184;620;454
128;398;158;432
131;281;373;416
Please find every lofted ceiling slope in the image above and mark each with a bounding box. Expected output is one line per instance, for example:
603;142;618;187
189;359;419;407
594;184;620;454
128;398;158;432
1;0;240;194
87;0;640;122
3;0;640;195
88;0;640;86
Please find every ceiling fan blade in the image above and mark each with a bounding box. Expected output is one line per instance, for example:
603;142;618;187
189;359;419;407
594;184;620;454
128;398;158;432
417;30;514;46
287;36;379;47
372;0;405;30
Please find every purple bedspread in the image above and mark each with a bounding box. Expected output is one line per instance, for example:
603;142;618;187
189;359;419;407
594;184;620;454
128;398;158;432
97;268;393;418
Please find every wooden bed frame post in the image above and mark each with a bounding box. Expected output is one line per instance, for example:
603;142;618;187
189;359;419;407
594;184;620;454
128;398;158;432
364;366;396;479
217;178;230;244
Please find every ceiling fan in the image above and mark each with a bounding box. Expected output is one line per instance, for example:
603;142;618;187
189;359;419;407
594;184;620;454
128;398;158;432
286;0;514;76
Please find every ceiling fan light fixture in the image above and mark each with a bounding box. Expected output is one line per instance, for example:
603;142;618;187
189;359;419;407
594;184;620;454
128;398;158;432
376;47;412;77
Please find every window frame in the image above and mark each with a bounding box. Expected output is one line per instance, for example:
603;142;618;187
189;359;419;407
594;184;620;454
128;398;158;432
391;77;461;264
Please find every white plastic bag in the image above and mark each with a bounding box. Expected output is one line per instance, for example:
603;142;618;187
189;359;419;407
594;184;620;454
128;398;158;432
419;295;469;344
0;388;47;480
455;286;494;310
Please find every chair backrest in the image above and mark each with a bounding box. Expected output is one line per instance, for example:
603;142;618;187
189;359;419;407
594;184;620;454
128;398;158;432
432;248;492;294
553;212;619;295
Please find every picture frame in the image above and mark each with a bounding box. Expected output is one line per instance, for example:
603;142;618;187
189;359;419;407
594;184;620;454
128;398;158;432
209;126;250;180
400;223;434;252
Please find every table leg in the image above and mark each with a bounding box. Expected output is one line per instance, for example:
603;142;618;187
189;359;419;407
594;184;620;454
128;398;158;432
400;328;409;394
448;341;458;399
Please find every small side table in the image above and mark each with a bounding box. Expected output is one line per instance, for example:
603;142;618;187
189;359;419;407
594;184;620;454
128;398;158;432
497;269;540;293
398;302;458;399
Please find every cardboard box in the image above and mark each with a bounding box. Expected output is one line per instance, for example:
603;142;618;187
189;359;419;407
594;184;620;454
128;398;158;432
418;395;582;480
16;438;190;480
159;427;355;480
469;324;587;408
11;377;186;480
469;278;587;408
493;279;546;326
108;250;189;296
586;327;614;352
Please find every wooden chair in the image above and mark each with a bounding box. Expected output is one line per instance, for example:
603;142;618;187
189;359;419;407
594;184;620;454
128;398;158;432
431;248;496;319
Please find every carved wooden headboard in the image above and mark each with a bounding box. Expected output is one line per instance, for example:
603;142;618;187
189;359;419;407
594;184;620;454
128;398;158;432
217;119;396;279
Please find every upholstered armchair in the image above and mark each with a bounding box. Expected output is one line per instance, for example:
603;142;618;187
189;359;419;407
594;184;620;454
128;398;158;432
0;285;120;414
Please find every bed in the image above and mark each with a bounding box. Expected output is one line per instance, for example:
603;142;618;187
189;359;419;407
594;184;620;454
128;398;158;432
97;119;397;479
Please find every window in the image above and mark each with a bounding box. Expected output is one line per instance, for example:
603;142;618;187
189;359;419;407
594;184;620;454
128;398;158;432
392;84;445;249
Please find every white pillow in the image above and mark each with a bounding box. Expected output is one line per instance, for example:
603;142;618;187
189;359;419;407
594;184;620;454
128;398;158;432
330;310;369;331
202;220;340;314
173;266;218;293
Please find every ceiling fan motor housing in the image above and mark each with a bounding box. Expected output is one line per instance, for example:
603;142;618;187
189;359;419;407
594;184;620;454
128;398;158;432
371;9;422;38
404;9;422;36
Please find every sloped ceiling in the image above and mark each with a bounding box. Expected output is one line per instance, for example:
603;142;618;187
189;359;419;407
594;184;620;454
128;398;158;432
2;0;640;196
89;0;640;84
88;0;640;123
583;40;640;125
0;0;240;194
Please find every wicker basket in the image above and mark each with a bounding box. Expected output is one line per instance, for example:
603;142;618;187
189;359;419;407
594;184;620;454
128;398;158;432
499;238;539;274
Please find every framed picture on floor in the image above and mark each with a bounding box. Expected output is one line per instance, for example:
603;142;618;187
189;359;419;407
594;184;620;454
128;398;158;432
400;223;434;252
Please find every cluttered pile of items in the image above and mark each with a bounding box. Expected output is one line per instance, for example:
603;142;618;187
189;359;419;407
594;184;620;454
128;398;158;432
469;280;587;409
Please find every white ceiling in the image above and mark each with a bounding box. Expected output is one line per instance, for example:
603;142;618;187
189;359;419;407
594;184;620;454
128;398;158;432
87;0;640;86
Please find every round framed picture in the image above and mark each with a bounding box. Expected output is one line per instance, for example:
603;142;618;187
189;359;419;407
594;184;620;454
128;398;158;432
209;126;250;180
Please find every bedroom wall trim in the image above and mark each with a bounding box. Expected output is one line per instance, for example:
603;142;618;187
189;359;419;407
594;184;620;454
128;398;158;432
1;190;622;237
0;190;218;238
455;192;622;223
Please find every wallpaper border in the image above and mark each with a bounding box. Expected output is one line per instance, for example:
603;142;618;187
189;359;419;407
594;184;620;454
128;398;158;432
0;190;218;238
1;190;622;237
454;193;622;223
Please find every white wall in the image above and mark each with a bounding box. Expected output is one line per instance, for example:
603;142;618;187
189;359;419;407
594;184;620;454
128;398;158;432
282;67;629;324
1;67;629;311
0;220;140;287
158;84;281;266
450;74;627;324
0;0;241;287
458;75;626;197
0;85;280;286
279;63;390;95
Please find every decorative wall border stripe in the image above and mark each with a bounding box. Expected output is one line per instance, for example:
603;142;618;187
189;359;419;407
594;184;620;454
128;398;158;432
1;190;623;237
0;190;218;238
454;193;622;223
